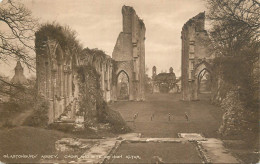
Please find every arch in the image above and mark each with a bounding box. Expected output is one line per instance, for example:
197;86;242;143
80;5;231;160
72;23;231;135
197;68;212;94
193;60;212;77
116;70;130;82
116;70;130;100
192;61;213;100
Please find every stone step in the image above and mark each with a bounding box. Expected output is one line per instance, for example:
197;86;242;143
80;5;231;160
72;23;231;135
198;138;239;163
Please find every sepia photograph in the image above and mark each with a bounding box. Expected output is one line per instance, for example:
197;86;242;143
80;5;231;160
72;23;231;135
0;0;259;163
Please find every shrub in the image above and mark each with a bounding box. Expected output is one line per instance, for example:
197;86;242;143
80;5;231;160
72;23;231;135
2;119;16;128
0;102;22;125
97;101;131;134
219;90;258;138
1;102;21;112
48;123;75;133
23;99;49;127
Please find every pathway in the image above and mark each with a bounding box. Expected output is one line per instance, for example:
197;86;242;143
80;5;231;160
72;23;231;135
11;108;34;126
56;133;239;163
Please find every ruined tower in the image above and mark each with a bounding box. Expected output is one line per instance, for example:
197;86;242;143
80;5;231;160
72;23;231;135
112;5;146;101
169;67;173;74
181;12;214;101
11;61;27;84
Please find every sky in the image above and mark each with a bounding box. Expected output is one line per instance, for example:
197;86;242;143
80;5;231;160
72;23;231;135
0;0;207;78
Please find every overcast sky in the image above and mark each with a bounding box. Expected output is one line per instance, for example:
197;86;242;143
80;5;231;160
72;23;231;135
1;0;207;78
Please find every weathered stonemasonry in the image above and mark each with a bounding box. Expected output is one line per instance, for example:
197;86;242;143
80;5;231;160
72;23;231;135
181;12;215;101
112;5;146;101
80;48;113;103
36;40;114;124
36;38;78;123
36;5;146;124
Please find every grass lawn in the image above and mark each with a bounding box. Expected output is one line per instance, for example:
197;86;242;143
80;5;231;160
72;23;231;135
0;126;114;163
0;102;23;127
110;93;224;138
0;126;73;163
110;93;259;163
108;142;202;163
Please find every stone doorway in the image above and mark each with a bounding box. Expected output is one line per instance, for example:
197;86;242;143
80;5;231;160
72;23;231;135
117;70;129;100
197;69;211;94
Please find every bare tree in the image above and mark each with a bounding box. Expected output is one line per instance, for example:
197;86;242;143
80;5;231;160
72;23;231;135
206;0;260;106
206;0;260;57
0;0;38;68
0;0;38;95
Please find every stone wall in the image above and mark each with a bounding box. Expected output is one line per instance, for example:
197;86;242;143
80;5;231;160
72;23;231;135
181;12;214;101
36;38;78;123
36;6;146;124
112;5;146;101
80;48;113;103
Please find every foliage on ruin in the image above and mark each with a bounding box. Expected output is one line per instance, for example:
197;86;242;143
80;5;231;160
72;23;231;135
81;48;108;61
77;65;130;133
35;23;82;55
112;60;118;85
77;65;101;120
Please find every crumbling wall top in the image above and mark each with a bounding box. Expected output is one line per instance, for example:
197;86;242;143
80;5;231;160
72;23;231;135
182;12;205;33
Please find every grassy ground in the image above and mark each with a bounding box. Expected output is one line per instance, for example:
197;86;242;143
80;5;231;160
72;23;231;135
110;93;259;163
0;102;22;127
0;126;107;163
223;139;259;164
0;126;71;163
110;93;224;138
108;142;202;163
0;93;257;163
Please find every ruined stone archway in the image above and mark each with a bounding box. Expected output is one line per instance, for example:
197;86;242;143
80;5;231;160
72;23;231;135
197;68;211;94
181;12;215;101
116;70;130;100
112;5;146;101
192;61;212;100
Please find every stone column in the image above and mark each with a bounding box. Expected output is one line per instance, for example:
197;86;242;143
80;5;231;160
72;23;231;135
64;68;67;106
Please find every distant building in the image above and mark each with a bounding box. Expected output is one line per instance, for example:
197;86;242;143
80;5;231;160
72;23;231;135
152;66;178;93
5;61;28;101
10;61;27;85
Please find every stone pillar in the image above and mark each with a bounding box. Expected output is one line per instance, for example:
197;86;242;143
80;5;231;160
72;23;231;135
68;71;72;101
129;76;134;100
64;69;67;106
47;62;52;99
193;79;199;100
50;68;57;122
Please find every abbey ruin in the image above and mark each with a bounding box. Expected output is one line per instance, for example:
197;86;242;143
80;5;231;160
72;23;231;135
112;6;146;101
181;12;215;101
36;6;145;123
